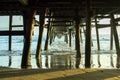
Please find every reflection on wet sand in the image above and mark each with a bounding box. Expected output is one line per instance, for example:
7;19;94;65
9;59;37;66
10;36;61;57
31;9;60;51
50;54;75;69
36;56;42;68
110;53;114;67
45;55;49;68
97;52;101;67
8;56;12;67
0;51;119;69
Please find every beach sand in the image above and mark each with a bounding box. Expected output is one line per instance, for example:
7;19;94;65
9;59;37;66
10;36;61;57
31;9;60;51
0;67;120;80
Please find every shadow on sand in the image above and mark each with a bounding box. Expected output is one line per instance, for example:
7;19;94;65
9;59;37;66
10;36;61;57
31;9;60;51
0;68;120;80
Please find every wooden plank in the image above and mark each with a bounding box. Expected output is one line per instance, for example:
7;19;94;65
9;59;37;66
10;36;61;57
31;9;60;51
12;25;24;27
52;24;72;26
0;31;24;36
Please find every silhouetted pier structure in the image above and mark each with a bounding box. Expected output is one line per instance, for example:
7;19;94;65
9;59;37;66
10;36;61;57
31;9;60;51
0;0;120;69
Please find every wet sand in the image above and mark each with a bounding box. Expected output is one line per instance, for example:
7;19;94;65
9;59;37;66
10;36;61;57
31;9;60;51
0;67;120;80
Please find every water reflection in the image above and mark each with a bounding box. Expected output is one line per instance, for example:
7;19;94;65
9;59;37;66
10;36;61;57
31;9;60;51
36;56;42;68
97;52;101;67
50;54;74;69
110;53;114;67
116;53;120;68
8;56;12;67
45;55;49;68
0;51;119;69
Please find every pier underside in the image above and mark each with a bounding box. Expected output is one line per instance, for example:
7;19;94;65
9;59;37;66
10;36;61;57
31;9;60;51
0;0;120;69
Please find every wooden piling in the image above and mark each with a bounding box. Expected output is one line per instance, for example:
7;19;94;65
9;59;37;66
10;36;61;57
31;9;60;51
80;28;83;43
64;34;68;44
85;0;92;68
110;14;120;68
21;9;36;69
9;15;12;51
110;24;113;50
44;11;51;50
95;18;100;51
75;8;81;68
69;29;72;47
36;8;46;68
49;28;54;45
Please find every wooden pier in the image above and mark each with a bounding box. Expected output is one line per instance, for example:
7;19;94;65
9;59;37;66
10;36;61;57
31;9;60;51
0;0;120;69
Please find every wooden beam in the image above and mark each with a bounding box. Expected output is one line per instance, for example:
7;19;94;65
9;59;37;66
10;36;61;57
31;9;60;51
18;0;28;5
49;21;73;23
45;16;76;18
0;31;24;36
95;16;110;18
115;17;120;22
52;24;72;26
12;25;23;27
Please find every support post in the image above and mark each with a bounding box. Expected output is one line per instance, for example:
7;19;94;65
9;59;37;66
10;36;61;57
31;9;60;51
21;9;36;69
95;18;100;50
110;24;113;50
36;8;46;68
44;11;51;50
75;8;81;68
69;29;72;47
85;0;92;68
49;27;54;45
110;14;120;68
9;15;12;51
80;28;83;43
64;34;68;44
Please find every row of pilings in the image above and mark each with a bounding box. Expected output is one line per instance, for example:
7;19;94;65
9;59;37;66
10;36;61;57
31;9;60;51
19;7;120;69
1;3;120;69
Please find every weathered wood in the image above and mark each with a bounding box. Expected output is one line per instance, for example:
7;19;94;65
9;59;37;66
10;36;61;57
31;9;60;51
110;14;120;68
9;15;12;51
36;8;46;68
85;0;91;68
21;9;36;69
95;18;100;50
